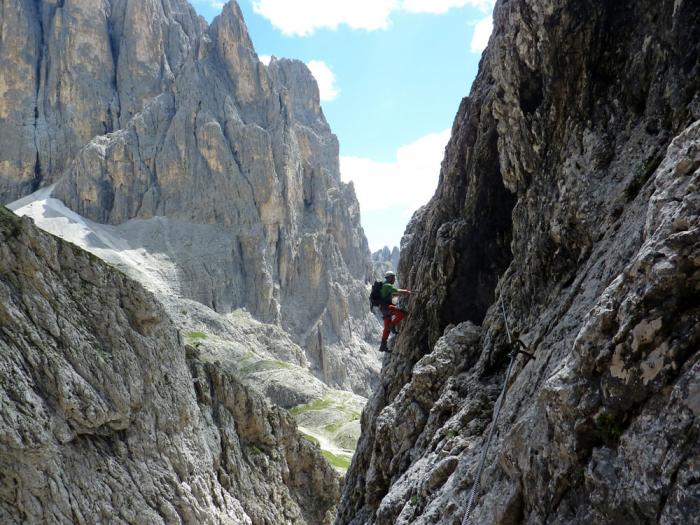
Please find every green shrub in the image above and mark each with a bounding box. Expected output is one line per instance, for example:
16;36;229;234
595;412;624;443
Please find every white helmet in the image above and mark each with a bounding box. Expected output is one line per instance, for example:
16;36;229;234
385;271;396;279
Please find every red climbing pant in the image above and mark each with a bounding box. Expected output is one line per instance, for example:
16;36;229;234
382;305;405;340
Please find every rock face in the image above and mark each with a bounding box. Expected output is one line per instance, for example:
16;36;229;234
371;246;400;278
0;0;206;201
339;0;700;523
0;206;339;524
8;190;371;471
0;0;377;393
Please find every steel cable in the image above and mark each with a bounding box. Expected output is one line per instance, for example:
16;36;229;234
462;288;516;524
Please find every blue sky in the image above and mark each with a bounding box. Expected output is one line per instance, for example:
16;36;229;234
191;0;494;251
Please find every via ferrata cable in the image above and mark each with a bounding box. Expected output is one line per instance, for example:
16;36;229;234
462;289;518;524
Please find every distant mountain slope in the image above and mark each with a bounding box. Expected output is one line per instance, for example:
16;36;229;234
371;246;400;278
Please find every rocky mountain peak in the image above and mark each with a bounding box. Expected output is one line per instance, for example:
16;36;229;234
268;57;327;130
1;0;378;395
211;0;255;48
371;246;400;277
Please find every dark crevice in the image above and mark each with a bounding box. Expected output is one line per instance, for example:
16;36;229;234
98;179;115;222
440;127;516;331
32;0;45;190
31;152;42;193
107;2;122;125
105;11;120;133
656;430;697;522
623;151;663;202
520;73;544;115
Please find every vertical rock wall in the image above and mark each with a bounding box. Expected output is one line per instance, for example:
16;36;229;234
0;0;207;201
339;0;700;522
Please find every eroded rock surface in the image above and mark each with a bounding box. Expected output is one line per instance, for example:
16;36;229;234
0;206;339;524
371;247;400;278
0;0;206;201
0;0;378;393
339;0;700;523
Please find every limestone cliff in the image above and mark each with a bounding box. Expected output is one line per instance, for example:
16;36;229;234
0;0;377;393
371;247;400;278
0;0;206;201
0;206;338;524
339;0;700;523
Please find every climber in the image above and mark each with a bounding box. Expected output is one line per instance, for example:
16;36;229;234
370;271;411;352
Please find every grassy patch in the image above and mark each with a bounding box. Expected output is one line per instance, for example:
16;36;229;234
323;422;343;434
322;450;351;470
240;360;292;375
247;444;264;456
289;395;362;422
185;331;208;341
289;398;333;416
301;432;320;447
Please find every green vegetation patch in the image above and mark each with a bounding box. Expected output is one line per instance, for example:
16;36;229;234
185;331;208;341
289;398;333;416
322;450;351;470
240;359;292;375
595;411;625;444
323;422;343;434
301;432;320;447
248;444;264;456
288;394;362;421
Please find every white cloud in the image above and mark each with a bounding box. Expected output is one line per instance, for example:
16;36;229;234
341;129;450;213
251;0;397;37
251;0;496;36
306;60;340;101
258;54;273;65
470;15;493;53
341;129;450;249
401;0;495;15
